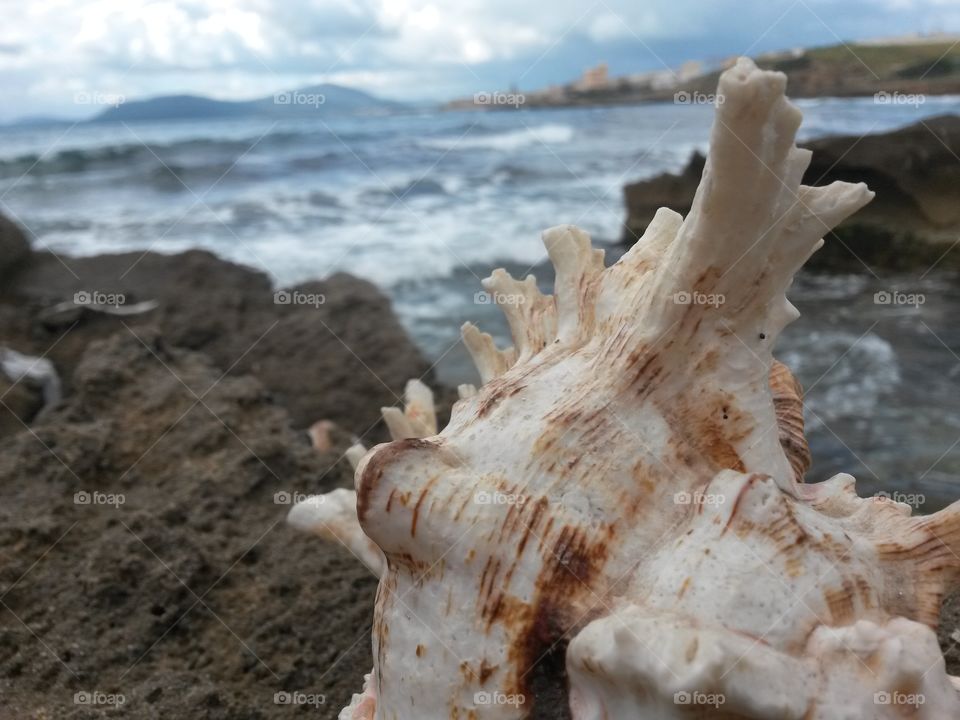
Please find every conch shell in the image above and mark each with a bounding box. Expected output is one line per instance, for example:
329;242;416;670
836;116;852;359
291;58;960;719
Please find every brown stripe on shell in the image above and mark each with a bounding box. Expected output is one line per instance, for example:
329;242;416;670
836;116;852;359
770;360;811;483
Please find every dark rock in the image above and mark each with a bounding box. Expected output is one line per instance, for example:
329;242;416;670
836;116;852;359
0;375;44;437
623;115;960;272
0;233;433;441
0;213;31;282
622;151;703;242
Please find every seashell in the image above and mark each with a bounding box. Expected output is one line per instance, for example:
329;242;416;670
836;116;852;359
770;359;810;482
290;57;960;718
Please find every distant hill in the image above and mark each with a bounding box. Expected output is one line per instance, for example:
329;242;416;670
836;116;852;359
90;83;402;123
688;39;960;99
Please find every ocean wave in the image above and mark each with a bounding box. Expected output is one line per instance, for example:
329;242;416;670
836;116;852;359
792;273;871;300
0;144;149;178
388;177;448;197
490;163;554;183
781;331;900;428
0;131;342;180
287;151;345;171
358;177;450;203
145;159;278;190
420;123;575;152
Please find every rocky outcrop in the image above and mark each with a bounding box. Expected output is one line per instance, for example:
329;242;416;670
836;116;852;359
0;236;434;441
623;115;960;272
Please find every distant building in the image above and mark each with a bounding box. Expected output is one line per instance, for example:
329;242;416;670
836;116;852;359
628;62;704;91
576;63;610;91
677;60;703;82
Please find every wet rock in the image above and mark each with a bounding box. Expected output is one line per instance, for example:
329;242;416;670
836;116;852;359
0;213;31;282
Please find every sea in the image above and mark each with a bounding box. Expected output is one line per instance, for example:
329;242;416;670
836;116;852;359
2;96;960;507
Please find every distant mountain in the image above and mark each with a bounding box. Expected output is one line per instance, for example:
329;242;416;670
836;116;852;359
90;83;402;123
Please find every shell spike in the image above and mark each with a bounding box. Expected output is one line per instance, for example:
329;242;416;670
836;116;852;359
481;268;555;359
461;321;516;384
542;224;601;344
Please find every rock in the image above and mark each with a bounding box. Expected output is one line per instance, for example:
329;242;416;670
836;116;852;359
622;151;703;242
623;115;960;272
0;235;433;441
0;375;44;438
0;329;374;718
0;213;31;282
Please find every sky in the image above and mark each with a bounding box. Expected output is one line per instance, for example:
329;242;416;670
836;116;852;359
1;0;958;121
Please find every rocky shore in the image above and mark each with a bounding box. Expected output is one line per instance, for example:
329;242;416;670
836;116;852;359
1;212;959;718
623;114;960;272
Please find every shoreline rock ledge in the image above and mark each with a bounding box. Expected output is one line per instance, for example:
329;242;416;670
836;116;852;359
622;114;960;273
0;221;438;441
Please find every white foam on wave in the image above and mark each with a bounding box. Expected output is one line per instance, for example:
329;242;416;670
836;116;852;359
422;123;575;152
781;332;900;429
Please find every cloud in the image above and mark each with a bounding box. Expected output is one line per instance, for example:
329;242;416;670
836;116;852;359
0;0;956;120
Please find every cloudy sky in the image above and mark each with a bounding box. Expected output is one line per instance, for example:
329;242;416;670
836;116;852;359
1;0;958;121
